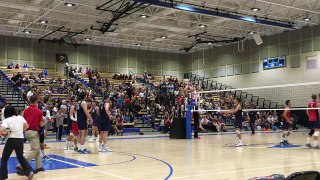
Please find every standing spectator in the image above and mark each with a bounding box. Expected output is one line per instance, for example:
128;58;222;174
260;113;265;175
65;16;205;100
248;108;257;135
43;67;47;77
26;87;34;101
55;108;64;141
16;95;45;175
193;106;200;139
0;106;34;179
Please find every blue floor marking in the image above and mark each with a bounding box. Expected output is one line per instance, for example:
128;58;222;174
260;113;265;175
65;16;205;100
49;154;97;167
267;144;303;149
2;154;97;174
114;151;173;180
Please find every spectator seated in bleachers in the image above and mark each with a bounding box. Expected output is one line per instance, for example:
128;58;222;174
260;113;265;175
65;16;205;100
22;64;29;70
7;62;13;69
78;67;82;73
115;115;124;135
50;78;57;84
199;115;217;132
29;72;36;81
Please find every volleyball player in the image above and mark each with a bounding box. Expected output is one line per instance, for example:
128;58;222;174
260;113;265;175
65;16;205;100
64;96;77;150
77;92;93;154
280;100;293;147
306;94;320;148
98;96;112;152
37;93;50;161
89;101;99;142
223;97;244;147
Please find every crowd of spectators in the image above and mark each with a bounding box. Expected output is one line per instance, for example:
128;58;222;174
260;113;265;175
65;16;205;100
3;63;286;136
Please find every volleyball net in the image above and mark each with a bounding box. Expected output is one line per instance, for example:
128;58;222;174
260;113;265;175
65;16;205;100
183;81;320;138
194;81;320;112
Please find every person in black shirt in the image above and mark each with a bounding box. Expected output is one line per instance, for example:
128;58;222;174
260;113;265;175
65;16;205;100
193;106;200;139
248;109;257;135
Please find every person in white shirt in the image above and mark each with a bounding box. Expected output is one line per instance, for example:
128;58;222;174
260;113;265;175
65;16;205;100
0;106;34;179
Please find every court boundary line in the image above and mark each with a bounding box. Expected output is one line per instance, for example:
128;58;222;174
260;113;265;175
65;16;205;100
50;157;132;180
171;161;320;179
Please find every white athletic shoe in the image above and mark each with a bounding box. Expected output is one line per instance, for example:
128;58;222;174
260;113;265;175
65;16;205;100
102;144;112;152
99;145;106;152
64;145;69;150
235;142;244;147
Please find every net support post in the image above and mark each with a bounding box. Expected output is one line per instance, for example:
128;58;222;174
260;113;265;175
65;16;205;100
186;105;192;139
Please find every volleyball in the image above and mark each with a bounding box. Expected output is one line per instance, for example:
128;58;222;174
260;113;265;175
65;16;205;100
1;128;11;137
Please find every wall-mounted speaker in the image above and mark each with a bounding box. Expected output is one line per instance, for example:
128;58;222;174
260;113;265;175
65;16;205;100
253;32;263;45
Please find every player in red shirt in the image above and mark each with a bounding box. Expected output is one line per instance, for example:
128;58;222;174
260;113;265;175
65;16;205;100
280;100;293;147
306;94;320;148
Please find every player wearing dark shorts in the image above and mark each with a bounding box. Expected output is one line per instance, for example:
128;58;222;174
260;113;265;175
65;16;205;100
65;96;77;150
306;94;320;148
280;100;293;147
98;96;112;152
76;92;93;154
37;93;50;161
89;101;99;142
223;97;243;147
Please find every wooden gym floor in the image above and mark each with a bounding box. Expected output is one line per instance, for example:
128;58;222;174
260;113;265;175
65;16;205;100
3;130;320;180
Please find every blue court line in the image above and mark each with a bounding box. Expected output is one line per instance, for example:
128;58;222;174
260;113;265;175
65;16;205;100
114;151;173;180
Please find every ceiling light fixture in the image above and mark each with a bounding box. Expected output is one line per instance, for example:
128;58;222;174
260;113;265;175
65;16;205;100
64;2;75;7
303;17;311;21
249;31;255;35
161;36;167;39
140;15;148;18
199;24;207;28
23;30;31;34
85;38;91;41
208;42;212;45
135;43;142;46
251;7;260;12
39;20;48;24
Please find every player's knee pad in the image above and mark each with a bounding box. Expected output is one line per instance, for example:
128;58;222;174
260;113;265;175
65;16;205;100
309;129;315;136
235;130;241;134
314;131;319;137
